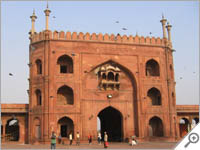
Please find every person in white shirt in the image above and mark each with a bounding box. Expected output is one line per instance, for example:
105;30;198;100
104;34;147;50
69;132;73;145
76;131;80;145
98;132;102;145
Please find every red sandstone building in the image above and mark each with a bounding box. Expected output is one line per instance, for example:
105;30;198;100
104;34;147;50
1;6;199;144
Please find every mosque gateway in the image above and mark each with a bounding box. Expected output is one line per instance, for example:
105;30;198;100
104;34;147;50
1;5;199;144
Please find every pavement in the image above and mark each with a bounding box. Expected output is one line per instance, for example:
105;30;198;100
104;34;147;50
1;142;177;149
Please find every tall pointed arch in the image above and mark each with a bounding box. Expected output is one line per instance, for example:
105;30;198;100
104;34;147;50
98;106;123;141
91;60;139;136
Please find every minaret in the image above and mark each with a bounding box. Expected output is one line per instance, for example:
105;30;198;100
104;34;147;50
30;9;37;35
160;14;167;39
44;2;51;30
166;22;172;44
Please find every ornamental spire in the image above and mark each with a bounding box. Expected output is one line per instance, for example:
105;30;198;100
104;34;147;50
44;1;51;30
30;9;37;35
160;14;167;39
166;22;172;45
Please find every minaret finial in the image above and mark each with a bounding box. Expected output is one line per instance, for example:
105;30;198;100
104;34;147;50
30;9;37;35
44;1;51;30
166;21;172;46
47;0;49;9
160;14;167;39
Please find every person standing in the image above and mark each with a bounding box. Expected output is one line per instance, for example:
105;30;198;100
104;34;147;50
76;131;80;146
104;132;108;148
97;132;102;145
88;134;92;145
69;132;73;145
51;131;56;149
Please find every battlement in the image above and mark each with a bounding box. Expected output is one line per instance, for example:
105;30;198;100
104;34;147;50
30;30;166;46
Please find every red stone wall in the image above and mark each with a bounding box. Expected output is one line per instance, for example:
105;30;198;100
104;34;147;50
28;30;178;143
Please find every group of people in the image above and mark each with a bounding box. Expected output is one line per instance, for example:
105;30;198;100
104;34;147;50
51;131;109;149
51;131;137;149
51;131;80;149
89;131;108;148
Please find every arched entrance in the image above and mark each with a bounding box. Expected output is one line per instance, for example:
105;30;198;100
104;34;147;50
179;118;189;137
149;116;164;137
98;106;123;142
5;118;20;141
91;60;139;137
58;117;74;138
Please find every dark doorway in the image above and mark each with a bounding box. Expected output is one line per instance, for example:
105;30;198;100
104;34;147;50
61;125;67;137
58;117;74;138
5;118;20;141
149;116;164;137
98;106;123;142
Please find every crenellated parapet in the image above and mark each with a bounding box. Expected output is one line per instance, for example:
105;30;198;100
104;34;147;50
30;30;166;46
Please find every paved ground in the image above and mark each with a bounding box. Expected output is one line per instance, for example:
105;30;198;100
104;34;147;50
1;142;176;149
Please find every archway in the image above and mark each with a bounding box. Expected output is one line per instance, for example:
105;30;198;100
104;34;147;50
33;118;41;140
149;116;164;137
98;106;123;142
58;117;74;138
5;118;20;141
179;118;189;137
90;60;139;137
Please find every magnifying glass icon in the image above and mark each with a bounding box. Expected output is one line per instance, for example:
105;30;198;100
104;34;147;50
184;133;199;148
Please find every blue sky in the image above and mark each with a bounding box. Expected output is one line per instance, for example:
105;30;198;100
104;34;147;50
1;1;199;104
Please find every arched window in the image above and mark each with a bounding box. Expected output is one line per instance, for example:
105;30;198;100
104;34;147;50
102;73;106;80
108;72;114;81
149;116;164;137
57;85;74;105
98;71;101;79
35;59;42;74
57;55;73;73
146;59;160;76
115;73;119;81
35;89;42;106
147;88;161;105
